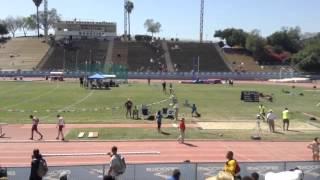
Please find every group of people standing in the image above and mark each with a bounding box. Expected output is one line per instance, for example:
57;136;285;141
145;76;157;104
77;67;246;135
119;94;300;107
162;81;174;95
156;110;186;143
258;104;291;133
29;114;65;141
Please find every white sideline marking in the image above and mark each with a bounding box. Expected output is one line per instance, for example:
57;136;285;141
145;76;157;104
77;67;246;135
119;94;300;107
43;151;160;157
42;90;94;119
59;91;94;111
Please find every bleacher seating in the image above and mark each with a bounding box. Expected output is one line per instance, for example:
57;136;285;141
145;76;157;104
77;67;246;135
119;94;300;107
127;41;166;72
112;41;128;65
168;42;230;72
41;40;109;71
223;49;289;72
0;38;49;70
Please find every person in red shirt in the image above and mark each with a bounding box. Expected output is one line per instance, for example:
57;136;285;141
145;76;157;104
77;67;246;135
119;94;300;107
177;118;186;143
30;115;43;140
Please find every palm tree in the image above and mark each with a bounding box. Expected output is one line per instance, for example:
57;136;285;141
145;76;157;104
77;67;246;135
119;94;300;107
125;1;134;37
32;0;43;37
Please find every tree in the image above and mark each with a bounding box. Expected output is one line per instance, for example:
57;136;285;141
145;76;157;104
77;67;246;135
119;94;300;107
15;17;25;36
245;30;267;59
4;16;19;37
144;19;161;37
30;8;61;31
125;1;134;36
32;0;43;37
20;17;34;36
267;26;301;53
292;37;320;72
214;28;248;47
0;23;9;37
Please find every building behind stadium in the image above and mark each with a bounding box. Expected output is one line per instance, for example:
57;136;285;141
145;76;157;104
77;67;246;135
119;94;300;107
55;20;117;40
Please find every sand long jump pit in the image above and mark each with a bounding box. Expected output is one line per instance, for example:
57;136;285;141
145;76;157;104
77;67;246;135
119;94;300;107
197;121;320;130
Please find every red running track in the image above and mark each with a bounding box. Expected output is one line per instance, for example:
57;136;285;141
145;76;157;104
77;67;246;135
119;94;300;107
0;141;312;167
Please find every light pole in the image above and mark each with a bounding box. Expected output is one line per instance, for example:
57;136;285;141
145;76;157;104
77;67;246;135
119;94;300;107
63;49;66;71
75;50;79;71
197;56;200;73
85;60;88;76
279;67;285;79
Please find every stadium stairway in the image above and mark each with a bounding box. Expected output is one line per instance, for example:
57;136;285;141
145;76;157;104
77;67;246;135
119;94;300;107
105;40;114;65
161;41;174;72
0;38;49;70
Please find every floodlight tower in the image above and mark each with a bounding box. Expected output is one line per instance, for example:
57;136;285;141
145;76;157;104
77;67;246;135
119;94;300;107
44;0;48;41
124;0;128;39
200;0;204;43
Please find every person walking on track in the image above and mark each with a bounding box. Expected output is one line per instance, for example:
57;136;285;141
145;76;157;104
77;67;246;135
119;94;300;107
56;115;65;141
29;115;43;140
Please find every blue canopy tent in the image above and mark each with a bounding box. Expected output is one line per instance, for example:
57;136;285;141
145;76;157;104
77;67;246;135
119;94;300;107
88;73;105;80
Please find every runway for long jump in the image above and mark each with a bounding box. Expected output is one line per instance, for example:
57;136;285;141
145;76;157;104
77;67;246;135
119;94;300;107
0;141;312;167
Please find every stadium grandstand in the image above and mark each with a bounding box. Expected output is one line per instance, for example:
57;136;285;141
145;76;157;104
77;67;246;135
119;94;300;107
0;38;49;70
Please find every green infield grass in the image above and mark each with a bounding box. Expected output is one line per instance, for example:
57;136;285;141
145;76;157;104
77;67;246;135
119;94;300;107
0;81;319;126
66;127;320;141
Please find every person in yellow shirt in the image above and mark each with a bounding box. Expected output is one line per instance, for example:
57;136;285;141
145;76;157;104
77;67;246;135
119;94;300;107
282;107;290;131
258;104;266;121
224;151;238;177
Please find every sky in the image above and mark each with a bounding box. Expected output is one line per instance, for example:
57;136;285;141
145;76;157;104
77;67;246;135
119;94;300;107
1;0;320;40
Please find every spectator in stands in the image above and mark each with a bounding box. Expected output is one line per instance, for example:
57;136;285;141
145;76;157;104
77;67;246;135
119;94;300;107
29;115;43;140
56;115;65;141
177;117;186;143
251;172;259;180
29;149;45;180
107;146;126;180
124;99;133;118
156;111;163;133
224;151;240;179
167;169;181;180
266;110;276;133
307;137;319;161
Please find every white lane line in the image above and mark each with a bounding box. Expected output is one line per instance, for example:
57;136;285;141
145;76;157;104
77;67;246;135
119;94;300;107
41;90;94;120
59;90;94;111
43;151;160;157
3;84;60;109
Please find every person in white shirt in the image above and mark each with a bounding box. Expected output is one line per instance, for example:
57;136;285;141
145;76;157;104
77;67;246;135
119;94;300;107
266;109;276;133
107;146;126;180
56;115;65;141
